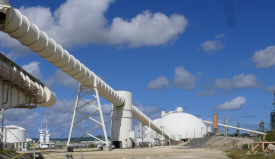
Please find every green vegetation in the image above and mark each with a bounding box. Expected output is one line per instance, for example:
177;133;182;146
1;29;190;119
88;143;96;148
242;144;248;149
264;130;275;141
0;150;13;154
232;139;237;147
225;149;275;159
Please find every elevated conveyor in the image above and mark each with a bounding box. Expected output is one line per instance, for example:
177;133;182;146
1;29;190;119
0;0;175;143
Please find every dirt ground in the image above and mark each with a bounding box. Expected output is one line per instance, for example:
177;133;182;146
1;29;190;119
185;136;254;149
18;146;229;159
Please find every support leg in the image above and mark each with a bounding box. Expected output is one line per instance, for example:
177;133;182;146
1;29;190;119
67;83;81;146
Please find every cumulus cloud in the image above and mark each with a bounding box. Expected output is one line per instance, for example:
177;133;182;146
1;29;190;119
214;73;260;90
201;40;225;53
213;96;246;111
22;61;43;80
252;46;275;68
147;76;169;90
41;98;112;138
1;51;18;61
214;78;232;89
4;108;40;138
43;70;79;90
195;90;217;97
0;0;188;56
146;66;199;91
265;85;275;94
174;67;197;90
132;102;162;120
54;70;79;89
232;73;260;89
215;33;225;39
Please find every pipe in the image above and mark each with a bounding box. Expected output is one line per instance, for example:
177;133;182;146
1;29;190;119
1;5;124;107
0;57;56;107
0;0;9;4
132;105;174;140
202;120;266;135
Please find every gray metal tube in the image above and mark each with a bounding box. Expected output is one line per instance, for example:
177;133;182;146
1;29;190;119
132;105;174;140
202;120;266;135
2;6;124;106
0;0;9;4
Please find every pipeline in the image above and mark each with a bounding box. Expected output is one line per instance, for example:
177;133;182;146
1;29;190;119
202;120;266;135
0;2;124;107
0;1;175;139
132;105;174;140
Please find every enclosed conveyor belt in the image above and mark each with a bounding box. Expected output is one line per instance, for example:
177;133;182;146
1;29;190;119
0;1;174;140
0;53;56;107
0;2;124;107
202;120;266;135
132;105;174;140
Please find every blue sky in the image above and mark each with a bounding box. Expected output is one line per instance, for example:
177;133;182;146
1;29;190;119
1;0;275;138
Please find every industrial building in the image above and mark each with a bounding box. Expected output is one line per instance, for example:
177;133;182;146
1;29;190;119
270;91;275;130
0;0;270;153
1;125;26;143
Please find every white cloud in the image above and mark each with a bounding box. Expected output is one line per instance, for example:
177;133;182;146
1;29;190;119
196;90;217;97
0;0;188;56
41;98;112;138
174;66;197;90
132;102;162;120
214;73;260;90
43;70;79;89
214;96;246;111
252;46;275;68
215;33;225;39
22;61;43;80
43;76;56;89
108;10;187;47
214;78;232;89
201;40;225;53
232;73;259;89
1;51;18;61
54;70;79;89
147;76;169;90
4;108;40;137
265;85;275;94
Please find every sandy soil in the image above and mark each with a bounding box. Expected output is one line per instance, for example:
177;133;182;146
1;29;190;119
19;146;229;159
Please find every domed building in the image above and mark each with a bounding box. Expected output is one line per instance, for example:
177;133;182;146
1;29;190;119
148;107;207;141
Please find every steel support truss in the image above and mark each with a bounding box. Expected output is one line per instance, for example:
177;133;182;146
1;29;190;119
0;109;4;149
142;124;149;140
67;82;109;147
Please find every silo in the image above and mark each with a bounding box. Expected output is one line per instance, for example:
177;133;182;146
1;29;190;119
2;125;26;143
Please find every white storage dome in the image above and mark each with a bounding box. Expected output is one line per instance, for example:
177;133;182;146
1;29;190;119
148;118;161;138
2;125;26;143
155;113;207;139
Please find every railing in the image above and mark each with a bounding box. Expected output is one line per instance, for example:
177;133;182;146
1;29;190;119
0;64;39;107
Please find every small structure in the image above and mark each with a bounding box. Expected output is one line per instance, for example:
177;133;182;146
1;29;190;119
270;91;275;130
1;125;26;143
38;124;55;148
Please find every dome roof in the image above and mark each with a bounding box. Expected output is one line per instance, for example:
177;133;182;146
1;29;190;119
5;125;25;130
156;113;207;139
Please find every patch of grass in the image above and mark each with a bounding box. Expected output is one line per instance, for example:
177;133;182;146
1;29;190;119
232;140;237;147
242;144;248;149
0;150;13;154
225;149;275;159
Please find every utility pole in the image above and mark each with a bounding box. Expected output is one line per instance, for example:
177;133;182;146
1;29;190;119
225;115;228;137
